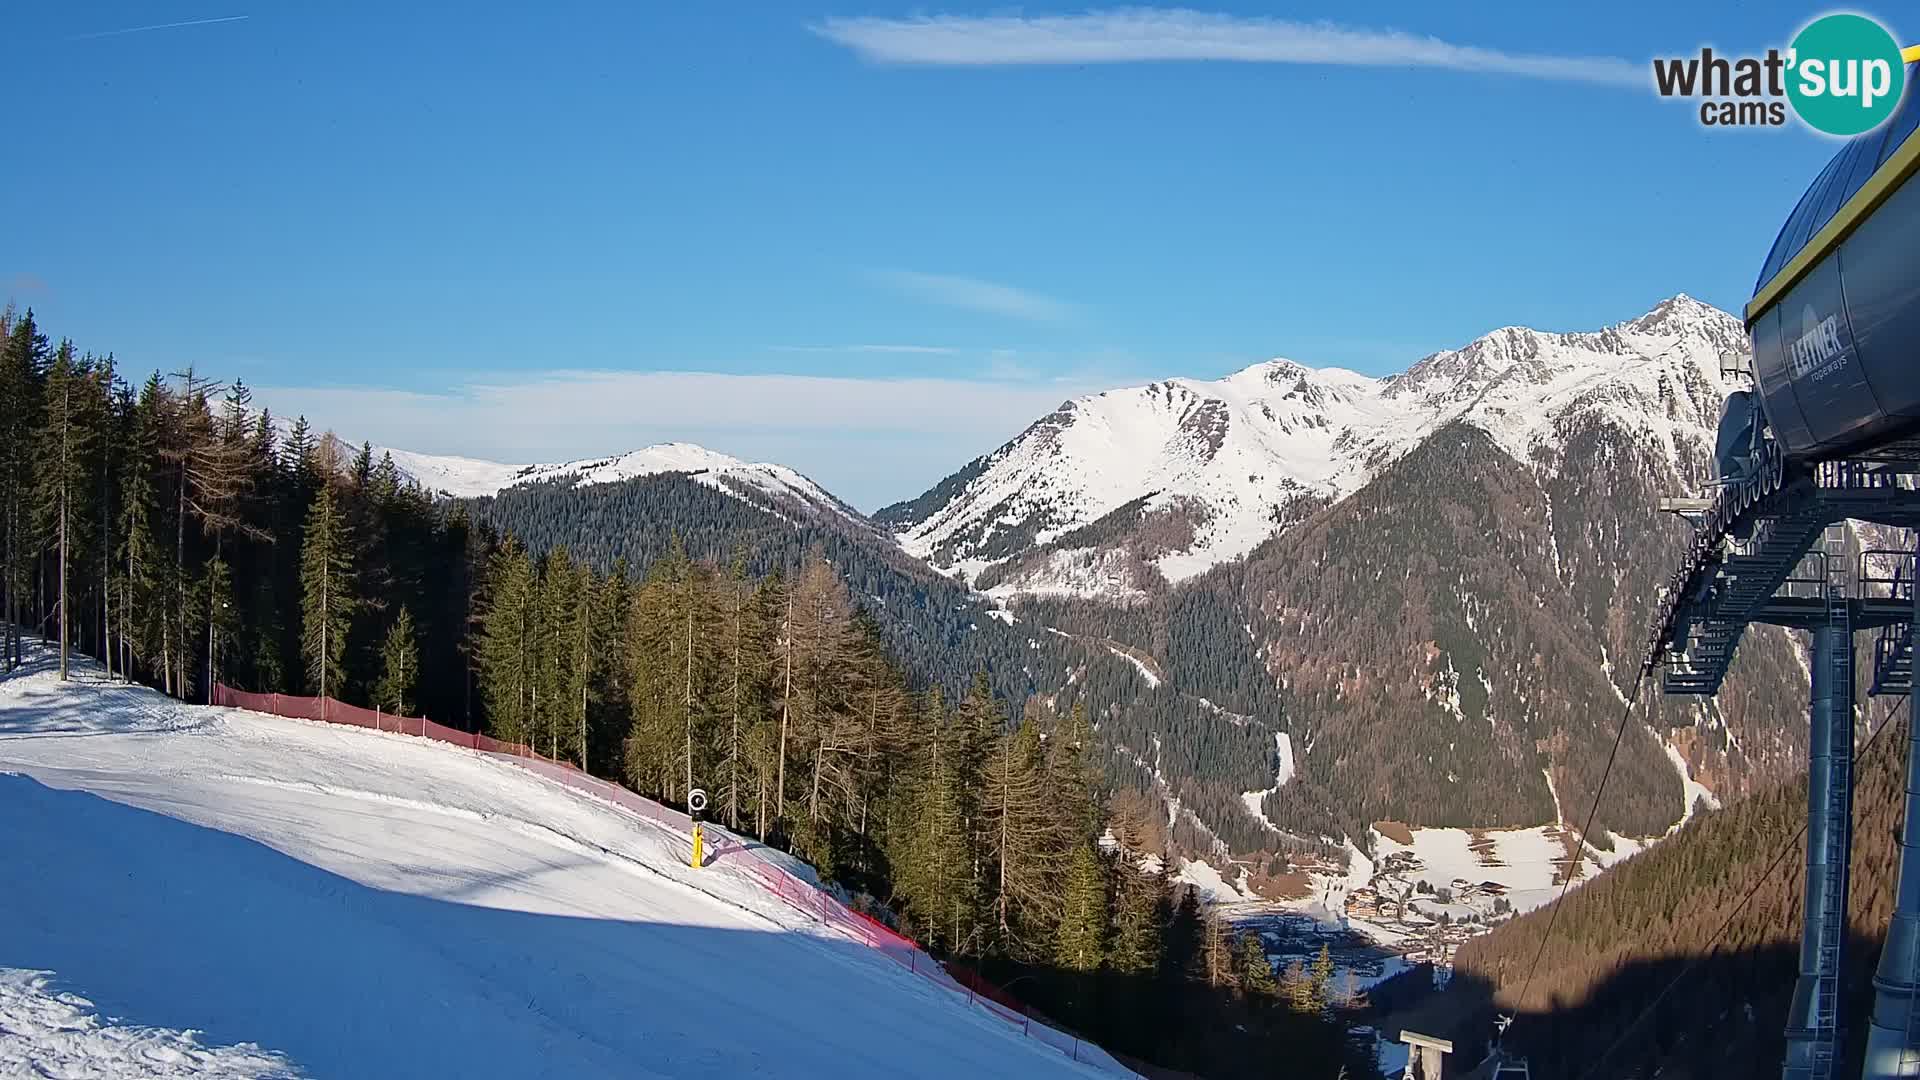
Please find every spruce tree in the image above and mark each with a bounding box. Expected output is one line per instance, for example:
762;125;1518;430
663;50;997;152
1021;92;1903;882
203;554;238;691
1;311;49;669
117;375;165;681
1163;886;1203;983
376;606;420;716
897;688;975;952
1308;942;1334;1012
1238;932;1278;998
299;478;357;707
1110;864;1165;976
1049;700;1102;845
476;538;538;744
32;343;94;679
1056;841;1109;972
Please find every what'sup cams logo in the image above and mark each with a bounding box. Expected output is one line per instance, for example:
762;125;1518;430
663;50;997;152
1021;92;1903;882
1654;13;1917;135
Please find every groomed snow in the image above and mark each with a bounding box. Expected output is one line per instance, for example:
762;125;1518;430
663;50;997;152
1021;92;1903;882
0;653;1115;1079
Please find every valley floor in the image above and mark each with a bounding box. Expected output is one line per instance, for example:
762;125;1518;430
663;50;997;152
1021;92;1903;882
0;649;1112;1079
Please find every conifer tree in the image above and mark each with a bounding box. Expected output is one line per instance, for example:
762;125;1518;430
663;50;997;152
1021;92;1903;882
1049;700;1102;845
1110;864;1165;976
33;343;94;679
1201;907;1236;991
299;475;357;707
985;713;1056;954
92;358;122;679
1164;886;1203;984
203;554;238;691
1309;942;1335;1012
1238;932;1278;998
477;538;538;744
376;606;419;716
586;559;631;773
1281;957;1315;1012
1056;841;1109;972
896;688;975;952
117;375;165;681
1;310;49;669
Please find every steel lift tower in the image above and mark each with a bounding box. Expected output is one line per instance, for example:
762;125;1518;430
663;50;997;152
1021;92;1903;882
1646;55;1920;1079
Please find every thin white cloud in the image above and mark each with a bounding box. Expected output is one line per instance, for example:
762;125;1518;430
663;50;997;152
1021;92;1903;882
255;369;1120;510
813;9;1643;88
769;343;961;355
873;269;1076;322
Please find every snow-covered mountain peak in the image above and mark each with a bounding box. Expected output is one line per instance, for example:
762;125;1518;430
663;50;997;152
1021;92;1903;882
887;295;1746;599
381;441;860;525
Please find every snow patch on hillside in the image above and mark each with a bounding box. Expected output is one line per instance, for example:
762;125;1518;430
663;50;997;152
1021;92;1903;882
1107;646;1161;688
1662;738;1721;829
1172;858;1251;904
1239;732;1296;832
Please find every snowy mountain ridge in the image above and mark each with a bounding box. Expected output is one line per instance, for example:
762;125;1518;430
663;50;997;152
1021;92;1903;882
880;295;1746;599
381;441;863;525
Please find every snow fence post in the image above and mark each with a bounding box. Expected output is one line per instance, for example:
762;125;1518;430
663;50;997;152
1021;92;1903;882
375;704;381;732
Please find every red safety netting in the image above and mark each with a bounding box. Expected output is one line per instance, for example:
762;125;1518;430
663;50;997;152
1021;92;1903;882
209;683;1131;1075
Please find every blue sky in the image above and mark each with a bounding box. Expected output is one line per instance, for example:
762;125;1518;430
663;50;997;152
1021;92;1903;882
2;2;1895;507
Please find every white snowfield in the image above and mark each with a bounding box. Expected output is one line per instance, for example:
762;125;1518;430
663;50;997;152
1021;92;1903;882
0;653;1117;1079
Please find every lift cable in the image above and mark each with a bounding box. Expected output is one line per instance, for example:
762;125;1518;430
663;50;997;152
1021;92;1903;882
1574;694;1907;1080
1514;668;1650;1018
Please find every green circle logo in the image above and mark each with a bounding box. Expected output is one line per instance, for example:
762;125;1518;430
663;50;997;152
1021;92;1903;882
1787;14;1906;136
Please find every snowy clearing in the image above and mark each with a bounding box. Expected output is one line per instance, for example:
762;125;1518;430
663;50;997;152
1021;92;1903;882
0;652;1114;1079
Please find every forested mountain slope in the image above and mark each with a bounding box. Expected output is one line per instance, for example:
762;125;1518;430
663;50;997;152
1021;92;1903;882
459;472;1306;860
1003;298;1812;846
1450;702;1916;1078
454;295;1817;857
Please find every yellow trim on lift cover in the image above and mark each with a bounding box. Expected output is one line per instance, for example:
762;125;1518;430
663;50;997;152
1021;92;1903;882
1905;44;1920;63
1747;114;1920;325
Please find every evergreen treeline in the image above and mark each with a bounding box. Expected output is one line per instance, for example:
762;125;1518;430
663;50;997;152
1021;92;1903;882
1;307;1372;1079
0;308;471;711
466;474;1326;861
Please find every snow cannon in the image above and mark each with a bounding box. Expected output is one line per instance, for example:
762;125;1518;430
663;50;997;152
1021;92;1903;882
688;788;708;869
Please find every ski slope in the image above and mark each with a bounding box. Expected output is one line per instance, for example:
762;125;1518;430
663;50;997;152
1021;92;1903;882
0;652;1118;1079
